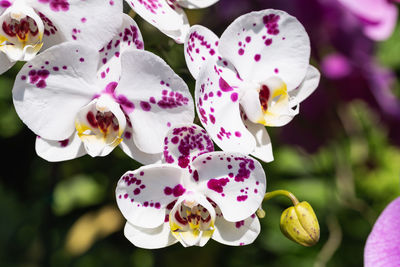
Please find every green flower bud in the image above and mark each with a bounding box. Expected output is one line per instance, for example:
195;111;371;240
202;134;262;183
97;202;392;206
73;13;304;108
280;201;320;247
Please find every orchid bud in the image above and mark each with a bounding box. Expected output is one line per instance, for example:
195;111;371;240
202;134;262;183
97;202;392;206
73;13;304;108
280;201;320;247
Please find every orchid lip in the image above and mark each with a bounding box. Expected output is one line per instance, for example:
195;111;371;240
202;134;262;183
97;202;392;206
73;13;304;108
169;194;215;246
0;3;44;61
75;95;127;157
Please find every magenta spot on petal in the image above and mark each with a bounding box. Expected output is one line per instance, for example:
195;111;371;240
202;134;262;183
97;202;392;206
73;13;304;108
104;81;118;94
173;184;186;197
193;170;199;182
171;136;179;144
133;188;141;195
231;92;238;102
140;101;151;111
58;139;69;147
207;178;229;193
178;156;190;168
219;77;233;92
237;195;248;202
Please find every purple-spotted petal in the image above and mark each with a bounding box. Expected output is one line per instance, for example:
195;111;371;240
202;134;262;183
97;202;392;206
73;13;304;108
218;9;310;90
12;42;99;140
116;49;194;154
184;25;220;79
125;0;189;43
193;152;266;222
27;0;123;50
116;164;186;228
177;0;219;9
35;133;86;162
289;65;320;108
97;14;144;87
163;123;214;168
364;197;400;267
124;221;177;249
196;58;256;155
213;212;260;246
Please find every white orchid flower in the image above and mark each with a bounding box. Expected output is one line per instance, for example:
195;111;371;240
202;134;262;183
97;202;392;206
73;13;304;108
12;16;194;164
183;9;321;163
124;0;219;43
116;124;266;248
0;0;122;74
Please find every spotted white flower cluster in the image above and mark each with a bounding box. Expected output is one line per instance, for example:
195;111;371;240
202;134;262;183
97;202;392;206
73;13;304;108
1;0;319;248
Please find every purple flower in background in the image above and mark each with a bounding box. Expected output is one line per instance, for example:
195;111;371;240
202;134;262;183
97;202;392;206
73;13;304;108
337;0;399;41
364;197;400;267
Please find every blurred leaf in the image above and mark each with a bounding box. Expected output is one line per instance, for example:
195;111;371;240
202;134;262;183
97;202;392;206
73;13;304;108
377;22;400;68
270;147;310;175
271;178;331;210
131;249;154;267
0;104;23;138
52;174;106;215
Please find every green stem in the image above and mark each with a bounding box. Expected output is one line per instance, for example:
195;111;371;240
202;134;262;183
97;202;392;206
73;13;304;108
264;190;300;206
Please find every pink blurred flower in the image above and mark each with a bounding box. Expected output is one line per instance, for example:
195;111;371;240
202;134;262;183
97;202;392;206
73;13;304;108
364;197;400;267
337;0;398;40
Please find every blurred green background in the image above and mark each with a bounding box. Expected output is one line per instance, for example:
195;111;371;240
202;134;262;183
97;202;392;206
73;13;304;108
1;2;400;267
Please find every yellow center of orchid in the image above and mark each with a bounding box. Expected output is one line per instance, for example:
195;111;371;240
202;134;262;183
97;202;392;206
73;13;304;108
76;110;123;149
255;77;294;127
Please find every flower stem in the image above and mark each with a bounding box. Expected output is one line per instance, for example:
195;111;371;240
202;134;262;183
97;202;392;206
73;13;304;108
264;190;300;206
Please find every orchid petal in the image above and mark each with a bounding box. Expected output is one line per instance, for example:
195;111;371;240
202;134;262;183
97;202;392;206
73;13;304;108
120;122;163;165
116;164;186;228
193;152;266;222
239;86;264;124
289;65;320;108
241;114;274;163
184;25;220;79
97;14;144;87
26;0;123;50
177;0;219;9
163;124;214;169
196;58;255;155
0;52;13;74
117;49;194;154
125;0;189;43
124;221;177;249
219;9;310;90
213;212;260;246
364;197;400;267
12;42;99;140
35;133;86;162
